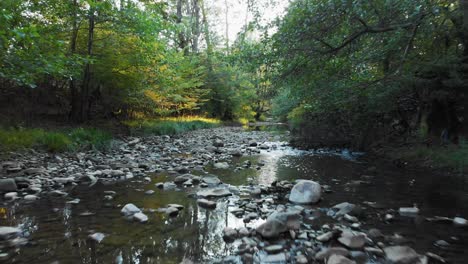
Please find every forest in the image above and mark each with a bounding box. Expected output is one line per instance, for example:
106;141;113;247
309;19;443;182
1;1;468;263
1;0;467;156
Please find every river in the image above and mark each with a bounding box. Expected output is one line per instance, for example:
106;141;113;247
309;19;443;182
1;125;468;263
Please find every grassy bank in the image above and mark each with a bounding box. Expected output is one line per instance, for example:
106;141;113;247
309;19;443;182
385;141;468;174
124;117;221;136
0;127;112;152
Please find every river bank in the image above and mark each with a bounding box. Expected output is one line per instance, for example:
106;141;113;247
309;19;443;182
0;126;467;263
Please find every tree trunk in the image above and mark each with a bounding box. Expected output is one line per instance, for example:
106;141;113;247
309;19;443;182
191;0;200;53
462;0;468;58
79;0;96;122
69;0;81;122
224;0;229;53
177;0;188;54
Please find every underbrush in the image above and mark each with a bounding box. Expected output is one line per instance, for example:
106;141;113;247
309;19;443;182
124;116;221;135
390;140;468;173
0;127;112;152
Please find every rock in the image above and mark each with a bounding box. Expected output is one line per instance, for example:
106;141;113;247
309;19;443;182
434;240;450;249
49;190;68;197
164;207;180;217
365;247;384;256
0;179;17;192
4;192;18;200
296;255;308;264
202;176;221;186
133;212;148;223
89;232;105;243
53;177;75;184
110;170;125;177
213;162;229;169
338;230;367;249
197;199;216;209
121;203;141;216
213;139;224;147
316;247;350;260
24;194;38;201
265;245;283;254
288;180;321;204
317;231;334;242
453;217;467;227
254;252;287;263
399;207;419;217
384;246;420;263
223;227;237;242
0;226;21;240
368;228;384;239
174;174;192;184
145;190;155;195
426;252;446;263
344;214;358;223
162;182;177;190
327;255;356;264
256;211;301;238
196;188;231;198
332;202;356;217
79;174;98;185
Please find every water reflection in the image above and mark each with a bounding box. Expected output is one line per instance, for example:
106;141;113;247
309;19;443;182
1;143;468;263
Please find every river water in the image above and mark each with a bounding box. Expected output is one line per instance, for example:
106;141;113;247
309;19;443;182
1;127;468;263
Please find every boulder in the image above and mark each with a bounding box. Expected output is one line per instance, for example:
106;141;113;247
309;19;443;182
384;246;420;263
338;230;367;249
316;247;350;260
0;226;21;240
0;179;17;193
133;212;149;223
289;180;321;204
121;203;141;216
327;255;356;264
453;217;467;227
256;211;302;239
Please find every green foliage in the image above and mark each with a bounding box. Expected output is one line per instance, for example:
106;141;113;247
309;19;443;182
269;0;466;137
124;117;220;135
0;128;111;152
394;140;468;173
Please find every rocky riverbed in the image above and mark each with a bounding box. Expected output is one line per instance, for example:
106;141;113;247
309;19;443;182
0;126;468;263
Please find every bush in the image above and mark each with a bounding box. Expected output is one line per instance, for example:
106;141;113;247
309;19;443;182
0;127;112;152
125;117;220;135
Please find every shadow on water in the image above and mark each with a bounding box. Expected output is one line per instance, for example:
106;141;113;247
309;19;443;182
2;131;468;263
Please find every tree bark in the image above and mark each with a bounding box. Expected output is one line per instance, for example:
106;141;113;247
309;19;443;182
191;0;200;53
79;0;96;122
69;0;81;122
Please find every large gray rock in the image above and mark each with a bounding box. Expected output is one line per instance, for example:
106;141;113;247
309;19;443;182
202;176;221;186
0;179;17;192
289;180;321;204
0;226;21;240
316;247;350;260
327;254;356;264
384;246;420;263
121;203;141;216
338;230;367;249
197;188;231;198
133;212;148;223
256;211;302;238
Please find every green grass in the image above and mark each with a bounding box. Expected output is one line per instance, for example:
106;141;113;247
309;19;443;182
124;116;221;135
392;140;468;173
0;127;112;152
